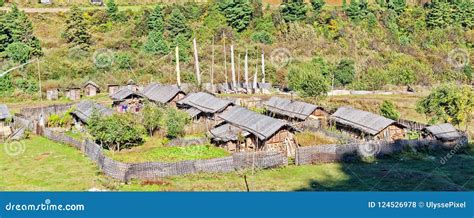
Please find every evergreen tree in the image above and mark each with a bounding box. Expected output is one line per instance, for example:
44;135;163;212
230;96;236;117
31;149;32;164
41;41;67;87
377;0;406;14
218;0;254;32
62;6;92;50
166;8;191;39
142;30;170;55
148;4;165;33
345;0;370;22
310;0;325;14
281;0;308;23
106;0;119;21
4;4;42;56
0;14;11;53
379;100;400;120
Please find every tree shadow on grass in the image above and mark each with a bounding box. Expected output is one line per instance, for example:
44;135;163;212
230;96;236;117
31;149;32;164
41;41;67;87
295;147;474;191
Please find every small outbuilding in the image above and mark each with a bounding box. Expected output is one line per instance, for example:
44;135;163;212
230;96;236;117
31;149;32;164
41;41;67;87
330;106;406;141
264;96;328;122
110;87;144;113
83;81;100;97
141;83;186;106
46;88;59;100
107;84;120;95
177;92;234;121
70;100;113;130
209;106;297;156
66;87;81;101
422;123;462;142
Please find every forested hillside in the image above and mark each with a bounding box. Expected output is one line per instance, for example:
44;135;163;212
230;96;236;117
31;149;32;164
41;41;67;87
0;0;472;99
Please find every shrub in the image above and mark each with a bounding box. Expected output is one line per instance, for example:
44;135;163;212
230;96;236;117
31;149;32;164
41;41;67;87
6;42;31;63
287;58;330;98
0;0;4;7
334;59;355;87
379;100;400;120
115;52;134;69
251;31;273;44
416;84;474;128
0;75;14;95
165;107;190;138
88;113;145;151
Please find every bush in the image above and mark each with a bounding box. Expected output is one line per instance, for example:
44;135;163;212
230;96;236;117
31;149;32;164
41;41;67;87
6;42;31;63
251;31;273;44
379;100;400;120
0;0;4;7
115;52;134;69
334;59;355;87
287;58;330;98
88;113;145;151
165;107;190;138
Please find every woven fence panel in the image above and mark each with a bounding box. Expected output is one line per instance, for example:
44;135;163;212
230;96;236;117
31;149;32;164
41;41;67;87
13;116;35;131
195;157;234;173
295;144;337;165
101;157;129;181
233;151;287;169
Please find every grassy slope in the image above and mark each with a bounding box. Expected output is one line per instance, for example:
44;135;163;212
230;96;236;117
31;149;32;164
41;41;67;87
0;136;105;191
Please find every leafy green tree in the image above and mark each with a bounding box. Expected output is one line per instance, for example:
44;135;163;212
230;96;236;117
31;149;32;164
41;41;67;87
148;4;165;33
310;0;325;14
416;84;474;128
166;8;191;39
218;0;254;32
141;103;164;136
62;6;92;50
379;100;400;120
88;113;145;151
5;4;42;56
0;14;11;52
106;0;119;20
165;107;190;138
5;42;31;63
0;0;4;7
333;59;355;86
281;0;308;22
287;58;330;98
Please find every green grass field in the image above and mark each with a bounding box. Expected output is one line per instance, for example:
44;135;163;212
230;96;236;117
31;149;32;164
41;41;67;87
1;136;473;191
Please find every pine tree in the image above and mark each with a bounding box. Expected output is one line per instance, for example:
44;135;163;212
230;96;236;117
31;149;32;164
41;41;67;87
281;0;308;23
0;14;11;52
142;30;170;55
4;4;42;56
310;0;325;14
345;0;370;22
166;8;191;39
148;4;165;33
106;0;119;21
62;6;92;50
426;0;453;28
218;0;254;32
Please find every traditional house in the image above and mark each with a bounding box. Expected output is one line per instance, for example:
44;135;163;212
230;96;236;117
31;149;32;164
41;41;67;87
66;87;81;101
107;84;120;95
0;104;12;139
83;81;100;97
46;88;59;100
70;100;113;130
110;87;144;113
209;107;297;156
177;92;234;121
330;107;406;141
264;96;328;122
141;83;186;106
126;79;139;92
422;123;462;142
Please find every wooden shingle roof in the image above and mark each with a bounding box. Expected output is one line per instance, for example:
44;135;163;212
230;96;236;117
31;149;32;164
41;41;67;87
264;96;321;120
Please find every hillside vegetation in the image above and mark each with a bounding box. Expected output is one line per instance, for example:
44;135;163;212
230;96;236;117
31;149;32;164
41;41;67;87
0;0;472;101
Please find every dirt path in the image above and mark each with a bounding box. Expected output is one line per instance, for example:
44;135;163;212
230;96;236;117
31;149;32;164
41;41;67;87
0;7;70;13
